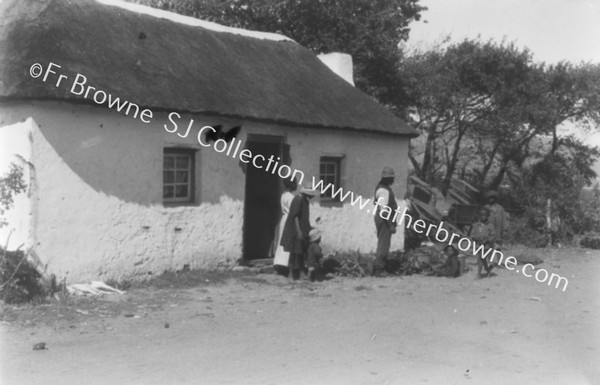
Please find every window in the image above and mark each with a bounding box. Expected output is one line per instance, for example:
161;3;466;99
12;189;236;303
319;156;342;203
163;149;195;204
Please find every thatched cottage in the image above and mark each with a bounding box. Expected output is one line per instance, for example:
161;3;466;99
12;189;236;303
0;0;416;281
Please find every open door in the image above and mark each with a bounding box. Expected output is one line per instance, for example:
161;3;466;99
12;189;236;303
242;135;285;260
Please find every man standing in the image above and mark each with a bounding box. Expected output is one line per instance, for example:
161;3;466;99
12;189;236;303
484;190;509;248
372;166;397;277
280;184;317;280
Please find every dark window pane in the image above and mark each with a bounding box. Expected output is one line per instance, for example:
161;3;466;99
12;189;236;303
176;171;188;183
163;185;174;198
164;156;175;170
175;185;188;198
164;171;174;183
176;156;189;169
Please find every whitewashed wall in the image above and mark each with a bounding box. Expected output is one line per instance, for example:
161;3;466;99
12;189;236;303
0;101;409;281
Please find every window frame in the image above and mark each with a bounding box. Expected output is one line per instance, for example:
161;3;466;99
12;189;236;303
163;148;196;205
319;156;343;206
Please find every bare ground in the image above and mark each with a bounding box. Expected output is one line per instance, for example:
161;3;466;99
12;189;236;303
1;247;599;385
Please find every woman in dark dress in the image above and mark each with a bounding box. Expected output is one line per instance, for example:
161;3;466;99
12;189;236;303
280;184;317;280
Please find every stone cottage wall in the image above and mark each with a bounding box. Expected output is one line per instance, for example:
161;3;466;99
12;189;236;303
0;101;409;281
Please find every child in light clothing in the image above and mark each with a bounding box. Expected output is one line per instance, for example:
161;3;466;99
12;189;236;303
470;208;496;278
306;229;323;282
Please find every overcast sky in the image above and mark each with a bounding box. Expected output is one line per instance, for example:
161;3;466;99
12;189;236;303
405;0;600;64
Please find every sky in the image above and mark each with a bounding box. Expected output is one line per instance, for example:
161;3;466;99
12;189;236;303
405;0;600;64
404;0;600;181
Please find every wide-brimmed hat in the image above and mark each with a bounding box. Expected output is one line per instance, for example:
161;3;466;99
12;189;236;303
300;184;318;196
381;166;395;178
485;190;498;198
309;228;321;242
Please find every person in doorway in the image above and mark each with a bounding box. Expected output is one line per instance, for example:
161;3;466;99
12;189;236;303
273;178;297;277
372;166;397;277
484;190;509;248
280;184;317;280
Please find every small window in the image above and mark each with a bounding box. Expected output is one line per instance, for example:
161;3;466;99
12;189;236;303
163;149;195;204
319;156;342;203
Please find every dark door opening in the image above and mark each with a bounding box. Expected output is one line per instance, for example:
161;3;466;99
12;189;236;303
243;136;285;260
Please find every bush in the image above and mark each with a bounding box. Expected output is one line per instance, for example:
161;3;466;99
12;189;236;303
581;233;600;249
505;217;549;248
0;249;48;304
0;163;27;228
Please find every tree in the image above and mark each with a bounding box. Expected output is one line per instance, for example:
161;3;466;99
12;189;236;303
401;38;600;195
507;137;600;239
481;62;600;191
0;163;26;228
401;39;534;192
127;0;425;107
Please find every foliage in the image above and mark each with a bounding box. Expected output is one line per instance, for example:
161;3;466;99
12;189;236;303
0;163;27;227
581;233;600;250
401;39;536;191
127;0;425;107
0;249;47;304
329;250;372;277
505;138;600;242
328;249;423;276
402;39;600;244
504;216;549;248
0;162;37;303
402;39;600;194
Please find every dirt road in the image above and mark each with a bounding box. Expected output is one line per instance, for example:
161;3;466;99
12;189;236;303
1;247;599;385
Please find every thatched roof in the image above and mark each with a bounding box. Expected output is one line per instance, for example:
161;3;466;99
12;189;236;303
0;0;416;137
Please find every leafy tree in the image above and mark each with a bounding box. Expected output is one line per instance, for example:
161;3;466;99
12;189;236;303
506;137;600;241
402;38;600;195
127;0;425;107
0;163;26;228
401;39;534;192
481;62;600;191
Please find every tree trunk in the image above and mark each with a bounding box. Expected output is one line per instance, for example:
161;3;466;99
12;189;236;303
420;127;437;181
488;160;508;190
408;152;421;176
441;126;467;194
476;142;501;187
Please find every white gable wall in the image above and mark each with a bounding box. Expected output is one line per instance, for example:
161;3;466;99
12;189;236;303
0;101;409;281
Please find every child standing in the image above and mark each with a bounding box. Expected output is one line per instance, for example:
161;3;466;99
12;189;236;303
306;229;323;282
470;208;496;278
484;191;509;248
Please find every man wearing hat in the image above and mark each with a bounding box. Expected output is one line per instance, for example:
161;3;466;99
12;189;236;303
484;190;509;248
372;166;398;276
280;184;317;280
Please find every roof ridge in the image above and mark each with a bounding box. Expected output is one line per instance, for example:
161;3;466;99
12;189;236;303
94;0;296;43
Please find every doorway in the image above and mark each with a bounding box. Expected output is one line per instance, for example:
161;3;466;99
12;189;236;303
242;135;286;260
